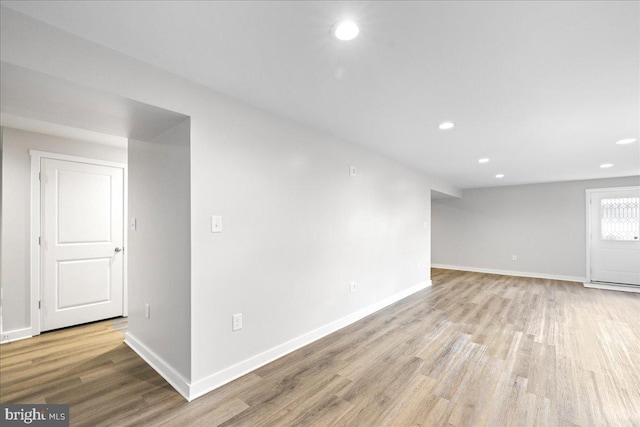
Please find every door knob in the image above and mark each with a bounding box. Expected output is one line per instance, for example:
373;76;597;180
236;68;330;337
114;247;122;253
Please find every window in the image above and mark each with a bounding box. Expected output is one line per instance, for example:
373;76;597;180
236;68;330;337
600;197;639;241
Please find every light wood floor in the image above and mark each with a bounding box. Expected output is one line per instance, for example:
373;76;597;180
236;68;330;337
2;269;639;426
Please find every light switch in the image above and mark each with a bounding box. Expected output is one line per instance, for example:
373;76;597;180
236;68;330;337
232;313;242;331
211;215;222;233
350;166;357;176
130;218;137;231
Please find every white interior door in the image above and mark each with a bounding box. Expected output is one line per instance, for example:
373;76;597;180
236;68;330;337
589;188;640;286
41;158;124;331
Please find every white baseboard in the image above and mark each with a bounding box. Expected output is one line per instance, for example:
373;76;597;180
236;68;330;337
189;280;431;401
583;282;640;293
0;327;33;344
432;264;585;283
124;332;191;401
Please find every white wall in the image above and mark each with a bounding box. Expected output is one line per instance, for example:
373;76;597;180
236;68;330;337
0;127;127;334
191;113;432;385
127;119;191;382
1;8;447;397
432;176;640;280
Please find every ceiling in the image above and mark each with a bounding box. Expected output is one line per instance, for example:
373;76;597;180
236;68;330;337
2;1;639;188
0;62;188;143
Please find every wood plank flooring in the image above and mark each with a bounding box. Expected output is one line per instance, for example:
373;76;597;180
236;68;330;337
2;268;639;426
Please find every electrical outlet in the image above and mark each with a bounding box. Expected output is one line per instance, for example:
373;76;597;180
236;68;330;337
145;303;150;319
350;282;357;293
512;255;518;261
1;334;9;342
232;313;242;331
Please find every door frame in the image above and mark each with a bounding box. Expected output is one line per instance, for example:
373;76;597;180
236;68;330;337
585;185;640;287
29;150;128;336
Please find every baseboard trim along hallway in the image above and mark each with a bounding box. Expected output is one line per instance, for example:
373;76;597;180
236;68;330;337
189;280;431;400
124;332;192;400
124;280;431;401
0;327;33;344
432;263;585;283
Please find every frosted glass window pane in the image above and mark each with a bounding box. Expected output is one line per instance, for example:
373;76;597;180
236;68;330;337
601;197;639;241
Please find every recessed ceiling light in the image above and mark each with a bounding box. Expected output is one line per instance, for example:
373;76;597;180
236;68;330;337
616;138;637;145
478;158;490;164
495;174;505;178
600;163;614;168
439;121;455;130
333;20;359;41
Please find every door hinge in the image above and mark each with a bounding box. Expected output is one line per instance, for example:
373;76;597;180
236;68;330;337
38;172;41;181
38;236;41;245
38;301;41;310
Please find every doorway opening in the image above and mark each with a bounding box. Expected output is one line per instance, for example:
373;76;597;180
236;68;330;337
0;62;189;342
30;151;127;334
585;186;640;292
